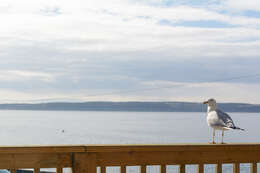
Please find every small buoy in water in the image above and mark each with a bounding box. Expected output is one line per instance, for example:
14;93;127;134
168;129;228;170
62;130;65;133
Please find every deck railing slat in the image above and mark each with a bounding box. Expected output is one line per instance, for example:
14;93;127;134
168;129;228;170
141;165;146;173
197;164;204;173
161;164;166;173
179;164;185;173
120;165;126;173
34;168;40;173
233;163;240;173
57;167;63;173
216;164;222;173
0;144;257;172
10;168;16;173
251;163;257;173
101;166;106;173
87;153;97;173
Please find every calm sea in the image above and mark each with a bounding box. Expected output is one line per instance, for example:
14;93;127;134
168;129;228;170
0;110;258;173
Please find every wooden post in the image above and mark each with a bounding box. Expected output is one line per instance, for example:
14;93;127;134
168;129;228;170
161;164;166;173
141;165;146;173
179;164;185;173
73;153;88;173
216;164;222;173
34;168;40;173
57;167;63;173
251;163;257;173
87;153;97;173
233;163;240;173
101;166;106;173
197;164;204;173
10;169;16;173
121;165;126;173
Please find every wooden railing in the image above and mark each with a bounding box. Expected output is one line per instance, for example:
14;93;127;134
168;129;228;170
0;143;260;173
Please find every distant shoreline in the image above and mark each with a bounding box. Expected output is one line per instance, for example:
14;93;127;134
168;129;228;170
0;102;259;112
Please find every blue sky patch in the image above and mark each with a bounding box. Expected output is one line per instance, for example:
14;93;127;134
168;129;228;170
159;19;236;28
242;10;260;18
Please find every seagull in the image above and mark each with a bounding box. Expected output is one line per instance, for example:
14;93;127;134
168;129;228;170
203;98;244;144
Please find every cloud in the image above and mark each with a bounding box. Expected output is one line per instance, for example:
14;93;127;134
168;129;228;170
0;0;260;102
0;70;56;82
222;0;260;11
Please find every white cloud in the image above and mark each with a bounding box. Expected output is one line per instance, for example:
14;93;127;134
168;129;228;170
222;0;260;11
0;81;259;104
0;0;260;102
0;70;56;82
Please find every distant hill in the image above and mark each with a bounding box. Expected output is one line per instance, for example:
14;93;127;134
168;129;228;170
0;102;259;112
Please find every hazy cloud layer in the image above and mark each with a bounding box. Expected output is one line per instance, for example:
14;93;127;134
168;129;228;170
0;0;260;103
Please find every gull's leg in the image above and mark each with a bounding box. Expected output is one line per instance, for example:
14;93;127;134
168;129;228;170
221;130;225;144
212;129;216;144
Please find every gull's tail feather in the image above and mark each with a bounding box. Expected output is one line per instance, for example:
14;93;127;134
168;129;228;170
232;126;245;131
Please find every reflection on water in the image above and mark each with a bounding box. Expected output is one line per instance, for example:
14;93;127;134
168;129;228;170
0;110;258;145
0;111;258;173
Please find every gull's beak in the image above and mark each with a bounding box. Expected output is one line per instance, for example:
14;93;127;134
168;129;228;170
203;101;208;104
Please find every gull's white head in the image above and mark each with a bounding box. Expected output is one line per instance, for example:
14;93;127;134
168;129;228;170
203;98;217;110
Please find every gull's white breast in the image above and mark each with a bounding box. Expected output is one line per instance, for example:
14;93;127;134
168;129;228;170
207;111;218;127
207;111;228;130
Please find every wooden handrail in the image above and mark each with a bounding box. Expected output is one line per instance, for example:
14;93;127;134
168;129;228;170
0;143;258;173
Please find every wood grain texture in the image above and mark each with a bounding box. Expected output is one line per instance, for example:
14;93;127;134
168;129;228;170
57;167;63;173
95;150;260;166
10;169;16;173
85;143;260;153
101;166;106;173
233;163;240;173
251;162;257;173
216;164;222;173
121;165;126;173
197;164;204;173
87;153;97;173
141;165;146;173
72;153;88;173
161;164;166;173
179;164;185;173
0;144;258;171
0;146;86;154
34;168;40;173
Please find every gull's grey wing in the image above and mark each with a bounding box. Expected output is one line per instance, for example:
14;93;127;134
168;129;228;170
216;109;235;128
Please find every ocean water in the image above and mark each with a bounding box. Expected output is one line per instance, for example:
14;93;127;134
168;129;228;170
0;110;258;173
0;110;257;145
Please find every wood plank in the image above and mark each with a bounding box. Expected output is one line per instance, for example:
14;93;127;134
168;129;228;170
121;165;126;173
95;150;260;166
0;144;258;172
216;164;222;173
100;166;106;173
34;168;40;173
251;163;257;173
161;164;166;173
10;169;16;173
233;163;240;173
57;167;63;173
179;164;185;173
0;144;259;154
197;164;204;173
87;153;97;173
0;146;86;154
72;153;88;173
141;165;146;173
86;144;260;153
0;154;13;169
13;153;72;168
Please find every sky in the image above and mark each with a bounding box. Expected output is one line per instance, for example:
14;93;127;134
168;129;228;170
1;0;260;103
